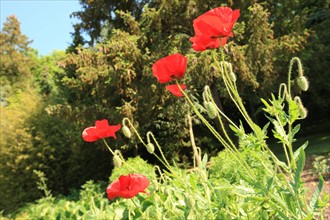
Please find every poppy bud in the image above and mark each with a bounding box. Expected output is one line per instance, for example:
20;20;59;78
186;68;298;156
122;125;132;138
229;71;237;82
205;101;218;119
146;143;155;154
296;76;309;91
294;96;308;119
299;106;308;119
113;155;122;168
203;101;208;108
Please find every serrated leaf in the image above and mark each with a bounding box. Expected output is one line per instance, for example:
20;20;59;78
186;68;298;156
309;175;324;212
289;124;301;143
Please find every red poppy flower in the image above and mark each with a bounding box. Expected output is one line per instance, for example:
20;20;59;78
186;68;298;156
82;119;121;142
190;7;240;51
152;53;187;83
165;84;186;97
106;174;150;200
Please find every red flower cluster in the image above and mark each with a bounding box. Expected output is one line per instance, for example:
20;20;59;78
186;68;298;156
152;53;187;97
82;119;121;142
190;7;240;51
106;174;150;200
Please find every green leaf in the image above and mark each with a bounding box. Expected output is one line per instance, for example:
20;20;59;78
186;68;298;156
289;124;300;142
309;175;324;212
288;99;300;124
294;148;305;193
262;122;270;135
202;153;208;169
293;141;308;161
141;196;155;212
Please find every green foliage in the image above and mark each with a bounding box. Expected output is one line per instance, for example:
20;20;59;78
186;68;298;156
33;170;52;198
110;156;157;182
312;154;330;176
0;86;43;211
209;148;273;185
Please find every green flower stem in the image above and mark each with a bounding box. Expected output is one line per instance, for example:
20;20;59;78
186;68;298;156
176;81;256;180
286;58;305;170
203;85;259;179
213;49;260;138
130;199;143;216
102;138;138;172
204;86;239;130
204;86;237;148
187;113;202;171
147;131;172;170
122;118;172;170
205;184;215;220
211;51;247;120
102;138;117;156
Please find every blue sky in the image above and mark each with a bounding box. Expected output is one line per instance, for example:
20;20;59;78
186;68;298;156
1;0;82;56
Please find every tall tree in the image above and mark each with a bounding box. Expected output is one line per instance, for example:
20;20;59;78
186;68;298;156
0;15;36;105
70;0;151;46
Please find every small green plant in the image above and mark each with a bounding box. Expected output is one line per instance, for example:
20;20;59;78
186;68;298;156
312;154;330;177
33;170;52;198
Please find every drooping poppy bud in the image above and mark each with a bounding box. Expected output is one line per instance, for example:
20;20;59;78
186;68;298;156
299;106;308;119
294;96;308;119
113;155;122;168
205;101;218;119
122;125;132;139
296;76;309;92
146;143;155;154
229;70;237;82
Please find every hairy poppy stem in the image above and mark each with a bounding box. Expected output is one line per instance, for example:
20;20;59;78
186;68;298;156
187;114;202;171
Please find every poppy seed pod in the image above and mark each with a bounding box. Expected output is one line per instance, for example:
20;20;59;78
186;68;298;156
122;125;132;138
146;143;155;154
113;155;122;168
205;101;218;119
296;76;309;91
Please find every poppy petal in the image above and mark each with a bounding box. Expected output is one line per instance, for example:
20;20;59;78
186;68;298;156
165;84;187;97
191;6;240;51
152;54;187;83
82;127;99;142
82;119;121;142
106;174;150;200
